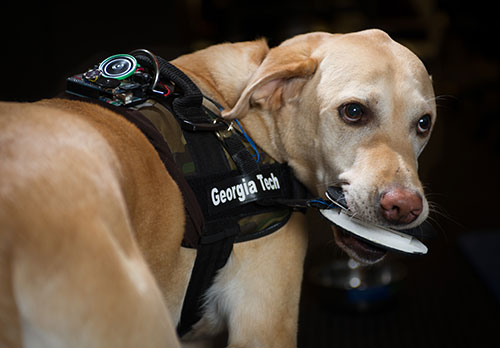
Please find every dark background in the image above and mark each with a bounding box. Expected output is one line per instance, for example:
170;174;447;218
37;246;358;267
2;1;499;347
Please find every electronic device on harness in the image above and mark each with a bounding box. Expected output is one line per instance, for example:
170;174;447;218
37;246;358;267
65;49;429;336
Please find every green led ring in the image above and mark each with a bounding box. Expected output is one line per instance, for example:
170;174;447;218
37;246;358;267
99;54;138;80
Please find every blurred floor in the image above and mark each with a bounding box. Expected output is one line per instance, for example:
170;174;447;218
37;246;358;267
300;211;500;347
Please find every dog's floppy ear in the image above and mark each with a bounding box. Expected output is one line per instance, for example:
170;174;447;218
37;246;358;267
221;44;318;119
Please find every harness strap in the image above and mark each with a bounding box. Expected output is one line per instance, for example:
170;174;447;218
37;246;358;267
177;219;238;336
135;54;228;131
154;71;258;335
221;132;259;174
59;93;207;246
176;125;262;336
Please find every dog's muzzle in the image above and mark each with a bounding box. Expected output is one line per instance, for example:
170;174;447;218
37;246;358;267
319;186;428;255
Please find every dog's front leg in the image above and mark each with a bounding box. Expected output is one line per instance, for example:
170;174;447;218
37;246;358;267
218;213;308;348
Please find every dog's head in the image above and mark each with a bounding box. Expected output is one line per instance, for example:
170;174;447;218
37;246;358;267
222;30;436;263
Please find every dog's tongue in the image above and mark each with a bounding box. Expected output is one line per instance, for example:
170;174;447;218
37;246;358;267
321;188;428;255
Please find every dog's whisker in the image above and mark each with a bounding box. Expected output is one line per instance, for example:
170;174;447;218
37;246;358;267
422;197;464;247
427;201;461;227
423;189;460;226
423;215;451;244
347;210;360;221
426;94;457;108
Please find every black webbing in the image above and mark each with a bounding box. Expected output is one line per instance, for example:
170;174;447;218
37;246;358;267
176;131;258;335
177;219;238;337
221;133;259;174
134;54;209;126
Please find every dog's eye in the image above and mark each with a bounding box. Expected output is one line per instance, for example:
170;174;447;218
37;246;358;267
339;103;364;123
417;114;432;135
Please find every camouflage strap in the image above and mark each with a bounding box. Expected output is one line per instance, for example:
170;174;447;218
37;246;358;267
137;99;302;243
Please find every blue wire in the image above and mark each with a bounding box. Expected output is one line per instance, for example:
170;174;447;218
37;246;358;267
234;119;260;163
309;199;335;209
204;95;260;164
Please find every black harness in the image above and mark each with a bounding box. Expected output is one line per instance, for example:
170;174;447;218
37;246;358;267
65;51;325;336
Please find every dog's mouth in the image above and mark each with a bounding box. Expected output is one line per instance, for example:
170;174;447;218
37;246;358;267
322;186;386;264
333;226;387;264
320;186;427;264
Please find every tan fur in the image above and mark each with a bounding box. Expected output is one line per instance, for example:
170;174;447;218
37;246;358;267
0;101;184;347
0;29;435;347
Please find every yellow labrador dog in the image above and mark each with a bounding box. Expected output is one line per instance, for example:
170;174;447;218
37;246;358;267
0;29;436;347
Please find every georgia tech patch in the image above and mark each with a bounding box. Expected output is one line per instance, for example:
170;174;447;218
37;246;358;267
207;167;284;214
